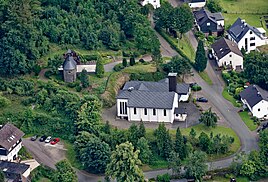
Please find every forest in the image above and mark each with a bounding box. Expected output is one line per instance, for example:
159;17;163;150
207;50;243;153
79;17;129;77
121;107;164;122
0;0;160;76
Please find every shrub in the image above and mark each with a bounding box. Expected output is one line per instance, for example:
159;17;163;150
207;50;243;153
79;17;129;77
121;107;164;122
156;173;170;182
139;58;145;63
83;54;99;61
130;57;135;66
192;85;202;91
0;94;10;108
80;69;90;88
122;58;127;67
44;70;53;78
67;81;80;88
75;85;82;92
96;60;104;78
113;63;125;72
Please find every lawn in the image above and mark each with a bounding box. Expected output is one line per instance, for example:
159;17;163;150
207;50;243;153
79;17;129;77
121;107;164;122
239;111;258;131
222;87;241;107
146;124;241;161
65;141;84;170
199;71;213;85
219;0;268;31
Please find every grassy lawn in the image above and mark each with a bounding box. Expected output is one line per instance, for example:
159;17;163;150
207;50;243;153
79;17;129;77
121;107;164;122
239;111;258;131
258;44;268;54
219;0;268;31
222;87;241;107
199;71;213;85
65;141;84;169
146;124;241;161
123;64;156;74
0;94;27;116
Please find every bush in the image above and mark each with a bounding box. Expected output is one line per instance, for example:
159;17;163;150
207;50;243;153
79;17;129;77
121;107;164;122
67;81;80;88
96;60;104;78
44;70;54;78
122;58;127;67
156;173;170;182
80;69;90;88
113;63;125;72
75;85;82;92
139;58;145;63
0;94;10;108
130;57;135;66
192;85;202;91
83;54;99;61
33;65;41;76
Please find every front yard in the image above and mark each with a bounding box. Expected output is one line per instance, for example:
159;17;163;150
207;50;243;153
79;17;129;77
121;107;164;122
222;87;241;107
239;111;258;131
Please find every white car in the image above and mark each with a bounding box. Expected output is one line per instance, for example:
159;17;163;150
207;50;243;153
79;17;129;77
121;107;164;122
45;136;52;143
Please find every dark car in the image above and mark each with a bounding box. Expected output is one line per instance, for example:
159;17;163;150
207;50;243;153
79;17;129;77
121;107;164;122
31;135;39;141
257;123;268;134
196;97;208;103
39;135;47;142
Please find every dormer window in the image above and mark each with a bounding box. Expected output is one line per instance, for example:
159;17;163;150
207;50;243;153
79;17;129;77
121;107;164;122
250;31;252;34
207;22;210;26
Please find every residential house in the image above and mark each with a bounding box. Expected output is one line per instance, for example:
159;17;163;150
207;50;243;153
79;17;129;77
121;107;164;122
227;18;268;53
211;37;244;70
194;8;224;36
187;0;206;9
240;85;268;119
140;0;160;9
116;73;190;123
0;123;24;162
0;160;30;182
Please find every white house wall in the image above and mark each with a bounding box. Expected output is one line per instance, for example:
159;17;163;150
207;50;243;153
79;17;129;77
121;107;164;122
179;93;190;102
141;0;160;9
0;142;22;162
217;52;243;70
217;20;224;26
189;2;206;8
116;99;128;117
252;100;268;119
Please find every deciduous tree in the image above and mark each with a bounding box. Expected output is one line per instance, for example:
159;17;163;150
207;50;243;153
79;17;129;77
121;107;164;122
54;160;77;182
137;137;152;164
199;108;218;127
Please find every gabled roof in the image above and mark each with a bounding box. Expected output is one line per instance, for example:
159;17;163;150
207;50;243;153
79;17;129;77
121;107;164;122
63;56;77;71
227;18;266;43
158;78;190;94
194;8;224;26
0;161;30;175
211;37;243;59
174;107;187;114
190;0;206;3
117;90;176;109
0;123;24;151
240;85;268;108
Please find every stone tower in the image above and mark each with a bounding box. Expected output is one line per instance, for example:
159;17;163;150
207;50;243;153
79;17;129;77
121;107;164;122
63;55;77;83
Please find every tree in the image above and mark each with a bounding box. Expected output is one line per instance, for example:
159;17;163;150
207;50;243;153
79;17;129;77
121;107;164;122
106;142;144;182
138;122;146;138
240;160;257;179
199;108;218;127
137;137;152;164
175;127;187;159
207;0;222;13
75;132;111;173
167;151;181;175
184;151;208;181
259;129;268;165
154;123;173;159
128;124;140;147
153;2;173;31
198;132;210;152
96;59;104;78
172;4;194;38
130;57;135;66
80;69;90;88
122;58;127;67
0;170;4;182
54;160;77;182
194;40;207;72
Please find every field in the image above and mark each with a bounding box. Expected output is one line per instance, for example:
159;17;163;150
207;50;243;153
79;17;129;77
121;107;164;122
219;0;268;30
239;111;258;131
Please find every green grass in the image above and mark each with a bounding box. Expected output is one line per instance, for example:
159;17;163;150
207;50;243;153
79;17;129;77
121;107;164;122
239;111;258;131
199;71;213;85
37;178;52;182
65;141;84;170
146;124;241;161
219;0;268;31
0;94;27;116
222;87;241;107
123;64;156;74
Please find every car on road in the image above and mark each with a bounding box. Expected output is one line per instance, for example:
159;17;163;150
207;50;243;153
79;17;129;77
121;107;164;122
196;97;208;103
45;136;52;143
31;135;39;141
39;135;47;142
50;138;60;145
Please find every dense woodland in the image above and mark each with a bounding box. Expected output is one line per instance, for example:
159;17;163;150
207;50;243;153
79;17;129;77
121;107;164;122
0;0;160;76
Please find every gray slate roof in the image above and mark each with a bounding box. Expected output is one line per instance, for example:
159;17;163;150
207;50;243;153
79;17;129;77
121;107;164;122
211;37;243;59
0;160;30;175
174;107;187;114
227;18;265;43
117;90;176;109
194;8;224;26
63;56;77;71
0;123;24;151
125;80;190;94
240;85;268;108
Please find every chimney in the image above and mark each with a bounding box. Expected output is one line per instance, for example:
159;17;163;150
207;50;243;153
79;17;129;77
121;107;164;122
168;73;177;92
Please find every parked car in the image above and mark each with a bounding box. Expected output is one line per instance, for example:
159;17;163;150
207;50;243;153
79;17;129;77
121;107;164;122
196;97;208;103
208;53;213;59
257;123;268;134
50;138;60;145
31;135;39;141
39;135;47;142
45;136;52;143
189;82;197;88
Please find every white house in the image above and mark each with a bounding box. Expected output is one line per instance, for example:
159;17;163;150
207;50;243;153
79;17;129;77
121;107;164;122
0;123;24;162
140;0;160;9
211;37;244;70
116;73;190;123
0;160;31;182
227;18;268;53
240;85;268;119
188;0;206;9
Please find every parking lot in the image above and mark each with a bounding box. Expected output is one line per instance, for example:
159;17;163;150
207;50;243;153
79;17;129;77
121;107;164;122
22;138;67;169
